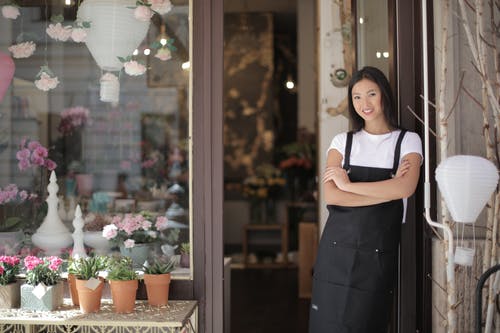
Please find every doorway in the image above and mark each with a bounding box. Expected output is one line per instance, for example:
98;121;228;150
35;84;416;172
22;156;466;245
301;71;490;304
222;0;318;332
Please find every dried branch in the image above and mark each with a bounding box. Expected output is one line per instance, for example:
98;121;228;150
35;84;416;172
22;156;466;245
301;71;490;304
462;86;485;108
419;94;437;109
406;105;437;137
428;273;448;293
445;71;466;121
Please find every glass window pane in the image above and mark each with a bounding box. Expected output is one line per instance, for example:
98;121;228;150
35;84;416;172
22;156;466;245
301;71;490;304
0;0;192;278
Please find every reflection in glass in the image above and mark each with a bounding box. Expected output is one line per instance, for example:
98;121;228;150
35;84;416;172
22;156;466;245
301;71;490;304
356;0;390;77
0;0;191;276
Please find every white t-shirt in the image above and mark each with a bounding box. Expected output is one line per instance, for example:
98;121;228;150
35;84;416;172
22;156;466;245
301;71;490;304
327;129;423;222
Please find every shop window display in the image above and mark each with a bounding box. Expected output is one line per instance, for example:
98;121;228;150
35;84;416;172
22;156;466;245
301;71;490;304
0;0;191;278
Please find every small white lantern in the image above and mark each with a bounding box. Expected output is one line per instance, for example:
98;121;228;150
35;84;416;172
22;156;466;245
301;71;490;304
435;155;498;224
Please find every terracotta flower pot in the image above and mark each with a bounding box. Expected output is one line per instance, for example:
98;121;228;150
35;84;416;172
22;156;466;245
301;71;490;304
67;273;79;306
109;279;138;313
143;273;171;306
75;278;104;313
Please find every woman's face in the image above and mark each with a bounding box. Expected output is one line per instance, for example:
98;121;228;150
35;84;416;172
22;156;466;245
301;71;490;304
351;78;385;126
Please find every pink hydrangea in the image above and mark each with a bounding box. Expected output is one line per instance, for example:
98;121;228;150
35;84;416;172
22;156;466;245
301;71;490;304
149;0;172;15
134;5;153;21
8;41;36;59
71;28;87;43
155;216;168;230
124;60;147;76
46;23;72;41
1;5;20;19
35;72;59;91
154;47;171;61
123;239;135;248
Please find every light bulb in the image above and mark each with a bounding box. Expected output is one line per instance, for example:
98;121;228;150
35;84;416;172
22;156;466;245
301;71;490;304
376;51;381;58
383;51;389;58
133;49;139;56
143;48;151;56
182;61;190;70
160;38;167;46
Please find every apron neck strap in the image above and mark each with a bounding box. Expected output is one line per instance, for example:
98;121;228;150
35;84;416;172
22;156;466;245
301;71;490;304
343;131;354;170
391;129;407;174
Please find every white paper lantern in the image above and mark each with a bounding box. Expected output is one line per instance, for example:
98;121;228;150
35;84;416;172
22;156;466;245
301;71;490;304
435;155;498;223
77;0;150;72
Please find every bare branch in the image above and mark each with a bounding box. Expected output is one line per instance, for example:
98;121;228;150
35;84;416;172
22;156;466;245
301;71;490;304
445;71;466;121
406;105;437;137
428;273;447;293
462;86;485;108
464;0;476;11
479;32;495;48
419;94;437;109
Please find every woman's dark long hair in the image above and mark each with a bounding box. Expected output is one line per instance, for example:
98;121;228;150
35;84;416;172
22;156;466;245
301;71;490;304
347;66;399;132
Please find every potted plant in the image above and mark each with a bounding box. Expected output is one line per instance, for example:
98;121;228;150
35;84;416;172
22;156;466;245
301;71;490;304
102;211;169;268
72;256;107;313
179;242;190;268
0;255;21;308
106;256;138;313
21;255;64;311
142;256;175;306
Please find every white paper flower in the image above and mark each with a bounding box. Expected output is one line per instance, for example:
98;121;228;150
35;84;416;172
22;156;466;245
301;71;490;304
1;5;20;19
154;47;171;61
134;5;153;22
8;41;36;59
124;60;147;76
34;72;59;91
46;23;72;41
150;0;172;15
70;28;87;43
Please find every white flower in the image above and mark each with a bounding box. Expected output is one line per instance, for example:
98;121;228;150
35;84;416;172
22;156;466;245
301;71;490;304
46;23;72;41
34;72;59;91
8;41;36;59
134;5;153;22
1;5;20;19
71;28;87;42
124;239;135;248
123;60;147;76
154;47;171;61
150;0;172;15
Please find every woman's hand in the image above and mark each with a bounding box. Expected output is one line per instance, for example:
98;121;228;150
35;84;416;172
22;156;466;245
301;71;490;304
394;159;411;178
323;166;351;191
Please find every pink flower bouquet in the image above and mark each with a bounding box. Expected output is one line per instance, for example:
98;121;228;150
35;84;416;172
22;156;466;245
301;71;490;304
102;212;168;249
0;256;21;285
57;106;91;136
23;256;63;286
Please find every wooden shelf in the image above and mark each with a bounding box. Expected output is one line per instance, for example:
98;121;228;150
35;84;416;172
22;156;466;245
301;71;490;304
242;223;288;268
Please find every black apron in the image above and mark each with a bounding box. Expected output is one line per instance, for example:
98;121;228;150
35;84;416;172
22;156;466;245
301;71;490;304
309;130;407;333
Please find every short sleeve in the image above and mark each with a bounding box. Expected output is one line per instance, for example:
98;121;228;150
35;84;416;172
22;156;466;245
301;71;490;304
327;132;347;157
400;131;423;164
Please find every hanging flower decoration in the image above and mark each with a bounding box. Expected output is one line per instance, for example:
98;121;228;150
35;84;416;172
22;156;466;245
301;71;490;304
46;15;72;42
149;0;172;15
16;138;57;171
119;56;147;76
150;37;176;62
8;41;36;59
57;106;91;136
1;5;20;20
134;5;153;22
70;20;91;43
34;66;59;91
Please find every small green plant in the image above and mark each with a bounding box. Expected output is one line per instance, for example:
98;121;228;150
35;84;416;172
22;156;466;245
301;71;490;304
142;256;175;275
70;256;108;280
180;242;190;254
107;256;138;281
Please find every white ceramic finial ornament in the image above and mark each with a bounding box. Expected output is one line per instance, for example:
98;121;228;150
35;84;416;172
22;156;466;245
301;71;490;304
71;205;87;259
32;171;73;255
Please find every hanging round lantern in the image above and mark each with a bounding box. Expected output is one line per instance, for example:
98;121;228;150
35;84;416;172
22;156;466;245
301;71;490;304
435;155;498;223
0;52;15;103
77;0;150;103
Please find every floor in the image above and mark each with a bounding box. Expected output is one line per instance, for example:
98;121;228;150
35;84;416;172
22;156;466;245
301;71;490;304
230;267;310;333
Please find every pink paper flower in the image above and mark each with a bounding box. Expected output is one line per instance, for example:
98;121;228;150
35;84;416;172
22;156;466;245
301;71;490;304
134;5;153;21
35;72;59;91
46;23;72;42
70;28;87;42
149;0;172;15
102;224;118;240
1;5;20;19
124;60;147;76
154;47;171;61
8;41;36;58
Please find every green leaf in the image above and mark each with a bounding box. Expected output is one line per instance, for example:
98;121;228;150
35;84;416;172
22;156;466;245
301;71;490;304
1;217;23;232
82;21;91;29
50;14;64;23
150;41;162;50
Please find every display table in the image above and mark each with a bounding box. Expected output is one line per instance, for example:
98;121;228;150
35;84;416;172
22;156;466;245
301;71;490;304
0;299;197;333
